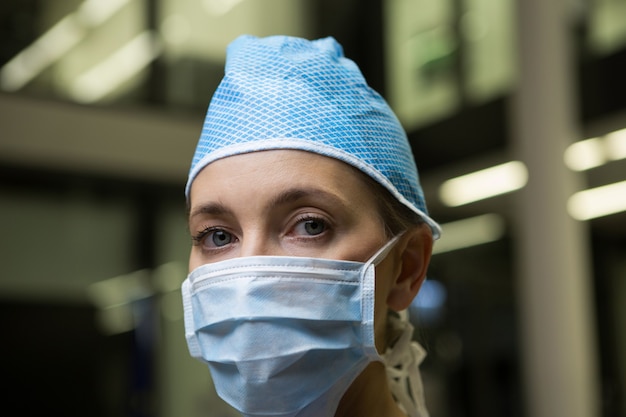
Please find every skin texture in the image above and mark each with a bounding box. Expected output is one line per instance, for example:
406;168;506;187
188;149;433;417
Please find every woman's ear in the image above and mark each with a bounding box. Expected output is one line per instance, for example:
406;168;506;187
386;224;433;311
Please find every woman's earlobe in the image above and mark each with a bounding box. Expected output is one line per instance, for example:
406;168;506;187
386;225;433;311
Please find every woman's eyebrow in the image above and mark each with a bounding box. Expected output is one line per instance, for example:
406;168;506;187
189;201;231;220
268;187;347;209
189;187;348;221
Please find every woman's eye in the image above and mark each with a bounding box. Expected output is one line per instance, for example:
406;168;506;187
211;230;233;246
194;228;234;248
296;218;327;236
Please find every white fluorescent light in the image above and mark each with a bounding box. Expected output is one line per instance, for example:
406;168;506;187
439;161;528;206
88;269;153;309
87;268;153;335
0;0;131;92
565;128;626;171
567;180;626;220
433;213;506;254
0;15;84;91
77;0;131;27
563;137;606;171
606;128;626;160
70;31;161;103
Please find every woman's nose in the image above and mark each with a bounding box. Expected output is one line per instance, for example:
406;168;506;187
238;232;281;257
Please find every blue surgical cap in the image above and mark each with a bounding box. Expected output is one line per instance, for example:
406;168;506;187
186;35;440;239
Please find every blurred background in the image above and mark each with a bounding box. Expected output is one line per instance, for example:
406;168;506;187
0;0;625;416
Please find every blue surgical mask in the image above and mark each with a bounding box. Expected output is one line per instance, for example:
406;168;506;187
181;237;401;417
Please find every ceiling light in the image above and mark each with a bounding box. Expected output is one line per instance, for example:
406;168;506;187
606;128;626;160
433;213;506;254
70;31;161;103
564;128;626;171
1;16;84;91
567;180;626;220
439;161;528;206
0;0;130;92
563;137;605;171
77;0;131;27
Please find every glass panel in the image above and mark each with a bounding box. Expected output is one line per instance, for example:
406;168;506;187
461;0;516;103
384;0;460;130
588;0;626;55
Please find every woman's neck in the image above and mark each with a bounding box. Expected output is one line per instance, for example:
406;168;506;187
334;361;406;417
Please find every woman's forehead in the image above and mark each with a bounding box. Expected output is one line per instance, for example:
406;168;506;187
196;149;366;180
188;149;375;208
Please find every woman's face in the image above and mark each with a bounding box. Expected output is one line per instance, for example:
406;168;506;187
188;150;402;350
188;149;389;268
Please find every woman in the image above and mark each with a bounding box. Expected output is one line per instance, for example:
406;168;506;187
182;35;441;417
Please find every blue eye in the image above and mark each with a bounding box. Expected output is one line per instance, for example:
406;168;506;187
193;228;234;248
301;218;326;236
211;230;233;247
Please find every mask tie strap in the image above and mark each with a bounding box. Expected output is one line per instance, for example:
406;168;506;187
383;310;430;417
367;232;405;268
360;233;406;360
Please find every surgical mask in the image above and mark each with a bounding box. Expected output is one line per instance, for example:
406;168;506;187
181;236;400;417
